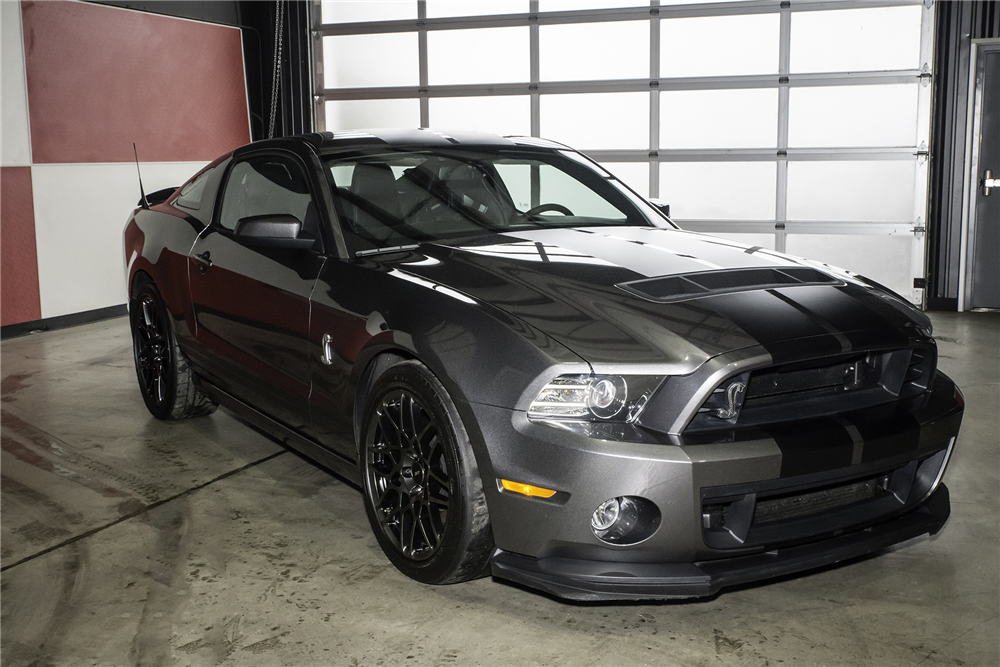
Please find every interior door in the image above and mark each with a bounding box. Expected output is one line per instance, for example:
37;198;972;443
968;47;1000;310
187;154;325;429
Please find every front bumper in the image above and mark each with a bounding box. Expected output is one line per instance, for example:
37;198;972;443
466;372;963;600
490;485;949;601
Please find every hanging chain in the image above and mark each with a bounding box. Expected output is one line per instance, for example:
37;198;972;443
267;0;285;139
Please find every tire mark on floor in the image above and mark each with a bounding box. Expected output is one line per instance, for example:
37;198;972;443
0;450;287;573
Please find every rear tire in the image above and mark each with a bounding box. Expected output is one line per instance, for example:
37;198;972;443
130;283;216;420
359;360;493;584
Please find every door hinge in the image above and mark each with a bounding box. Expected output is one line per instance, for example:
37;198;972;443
918;64;931;87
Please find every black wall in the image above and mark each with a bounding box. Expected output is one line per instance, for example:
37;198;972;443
93;1;313;141
927;1;1000;310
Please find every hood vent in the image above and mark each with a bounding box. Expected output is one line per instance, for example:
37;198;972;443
617;266;840;304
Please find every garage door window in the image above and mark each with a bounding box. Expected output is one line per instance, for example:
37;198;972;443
315;0;934;304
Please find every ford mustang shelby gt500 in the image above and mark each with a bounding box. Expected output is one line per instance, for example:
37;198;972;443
124;129;963;601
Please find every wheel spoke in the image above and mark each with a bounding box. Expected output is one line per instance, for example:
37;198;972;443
428;510;443;543
419;434;441;467
402;393;417;446
417;511;434;549
406;507;417;555
378;403;405;445
390;511;404;545
142;299;155;328
415;422;436;461
373;476;405;504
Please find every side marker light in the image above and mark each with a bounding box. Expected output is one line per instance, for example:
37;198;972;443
501;479;557;498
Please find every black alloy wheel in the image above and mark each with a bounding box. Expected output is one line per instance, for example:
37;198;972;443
367;388;451;561
361;360;493;584
133;290;171;413
130;282;216;420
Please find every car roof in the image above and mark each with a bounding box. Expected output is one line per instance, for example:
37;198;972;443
235;129;570;157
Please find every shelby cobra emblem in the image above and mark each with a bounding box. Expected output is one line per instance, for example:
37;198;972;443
716;382;746;420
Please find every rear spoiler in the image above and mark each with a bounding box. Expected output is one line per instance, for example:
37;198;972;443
138;187;179;208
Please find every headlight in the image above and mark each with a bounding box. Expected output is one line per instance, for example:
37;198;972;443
528;374;662;422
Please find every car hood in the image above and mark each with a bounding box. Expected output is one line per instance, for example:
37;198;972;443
390;226;926;371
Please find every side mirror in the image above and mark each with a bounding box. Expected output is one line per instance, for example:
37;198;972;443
648;198;671;218
235;214;316;250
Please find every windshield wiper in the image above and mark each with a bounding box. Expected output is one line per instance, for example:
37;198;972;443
355;244;420;257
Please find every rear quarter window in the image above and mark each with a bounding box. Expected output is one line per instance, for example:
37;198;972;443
174;167;215;211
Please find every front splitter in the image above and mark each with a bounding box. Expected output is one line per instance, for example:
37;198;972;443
490;485;950;602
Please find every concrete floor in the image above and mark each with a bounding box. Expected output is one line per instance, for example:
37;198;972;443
1;312;997;667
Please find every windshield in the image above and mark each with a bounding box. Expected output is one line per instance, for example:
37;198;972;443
324;148;671;252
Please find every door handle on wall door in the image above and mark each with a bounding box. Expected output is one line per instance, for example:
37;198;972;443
984;169;996;196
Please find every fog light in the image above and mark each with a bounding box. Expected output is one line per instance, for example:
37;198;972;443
591;498;621;531
590;496;662;545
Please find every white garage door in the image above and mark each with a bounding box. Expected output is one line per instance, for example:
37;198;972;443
315;0;935;305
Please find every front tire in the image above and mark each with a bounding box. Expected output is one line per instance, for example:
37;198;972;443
360;360;493;584
130;282;216;420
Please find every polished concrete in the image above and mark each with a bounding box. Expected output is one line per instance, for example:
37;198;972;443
2;312;997;667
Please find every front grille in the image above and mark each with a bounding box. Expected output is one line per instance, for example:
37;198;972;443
748;353;881;399
686;346;935;432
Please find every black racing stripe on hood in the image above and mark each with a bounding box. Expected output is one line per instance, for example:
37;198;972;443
699;290;846;361
700;285;913;365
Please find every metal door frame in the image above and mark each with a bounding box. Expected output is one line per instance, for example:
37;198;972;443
958;39;1000;311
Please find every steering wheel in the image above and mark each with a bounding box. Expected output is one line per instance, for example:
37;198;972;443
525;203;574;217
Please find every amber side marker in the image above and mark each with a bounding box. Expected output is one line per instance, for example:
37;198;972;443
501;479;557;498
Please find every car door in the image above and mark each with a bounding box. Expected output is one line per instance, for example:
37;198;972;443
187;151;326;430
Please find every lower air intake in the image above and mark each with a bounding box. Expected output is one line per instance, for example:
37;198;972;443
753;477;884;525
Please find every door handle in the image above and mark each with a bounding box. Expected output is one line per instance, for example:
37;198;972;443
984;169;996;196
320;333;334;366
194;251;212;273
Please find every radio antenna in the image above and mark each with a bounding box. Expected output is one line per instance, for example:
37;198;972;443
133;143;149;209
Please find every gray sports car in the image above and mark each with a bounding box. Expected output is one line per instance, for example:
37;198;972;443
124;129;963;600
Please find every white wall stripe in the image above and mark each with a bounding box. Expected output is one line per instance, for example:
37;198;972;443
32;162;208;319
1;0;32;167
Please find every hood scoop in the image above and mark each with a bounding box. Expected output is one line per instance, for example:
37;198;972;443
617;266;841;304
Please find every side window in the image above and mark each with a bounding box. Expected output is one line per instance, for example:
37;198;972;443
218;157;315;232
175;166;215;211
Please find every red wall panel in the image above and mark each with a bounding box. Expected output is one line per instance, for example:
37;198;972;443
1;167;42;326
22;0;251;164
